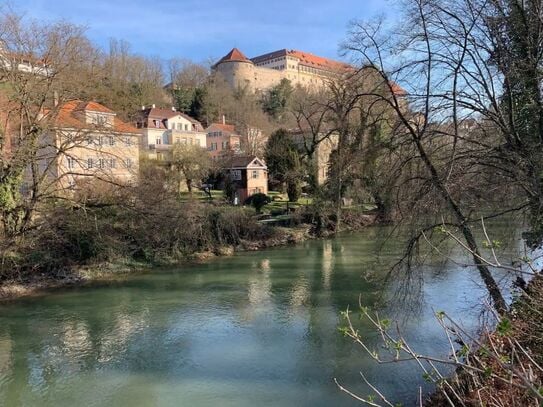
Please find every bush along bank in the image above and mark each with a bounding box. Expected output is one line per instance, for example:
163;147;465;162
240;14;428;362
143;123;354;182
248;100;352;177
0;195;378;301
425;274;543;406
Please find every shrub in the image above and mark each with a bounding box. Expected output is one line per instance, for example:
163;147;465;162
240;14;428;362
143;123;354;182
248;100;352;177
287;180;301;202
245;193;272;214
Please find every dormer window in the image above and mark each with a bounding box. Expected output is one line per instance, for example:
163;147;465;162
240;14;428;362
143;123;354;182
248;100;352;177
92;114;108;126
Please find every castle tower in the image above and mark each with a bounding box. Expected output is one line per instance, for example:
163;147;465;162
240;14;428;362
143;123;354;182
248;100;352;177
213;48;255;91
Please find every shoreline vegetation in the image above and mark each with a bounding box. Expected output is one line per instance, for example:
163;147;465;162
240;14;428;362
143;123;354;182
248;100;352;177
0;205;378;302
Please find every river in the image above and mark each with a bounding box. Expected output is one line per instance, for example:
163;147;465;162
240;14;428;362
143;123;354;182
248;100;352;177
0;224;527;406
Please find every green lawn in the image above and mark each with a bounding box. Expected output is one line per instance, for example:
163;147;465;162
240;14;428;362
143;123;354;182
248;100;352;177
179;189;224;202
265;191;312;213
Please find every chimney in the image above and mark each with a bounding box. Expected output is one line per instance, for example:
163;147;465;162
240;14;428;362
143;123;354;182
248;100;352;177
222;115;226;125
172;106;176;112
53;91;59;107
152;104;156;109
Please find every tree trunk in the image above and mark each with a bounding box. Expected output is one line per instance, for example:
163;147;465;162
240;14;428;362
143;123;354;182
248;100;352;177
411;136;508;314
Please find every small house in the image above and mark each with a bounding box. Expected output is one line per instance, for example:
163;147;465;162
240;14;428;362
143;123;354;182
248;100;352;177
224;156;268;203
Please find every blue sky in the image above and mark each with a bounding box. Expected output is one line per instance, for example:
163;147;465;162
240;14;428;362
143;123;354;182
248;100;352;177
11;0;395;64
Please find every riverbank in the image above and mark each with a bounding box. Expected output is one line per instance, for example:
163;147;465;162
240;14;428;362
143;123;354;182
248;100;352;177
426;274;543;406
0;211;378;302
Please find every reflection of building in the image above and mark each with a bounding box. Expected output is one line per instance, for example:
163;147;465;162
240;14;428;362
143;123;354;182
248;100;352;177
224;156;268;202
214;48;350;92
206;119;242;159
322;240;333;290
33;100;141;192
135;105;206;161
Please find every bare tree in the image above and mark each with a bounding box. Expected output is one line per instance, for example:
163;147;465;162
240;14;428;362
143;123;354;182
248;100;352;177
170;143;212;194
338;0;543;313
0;10;101;241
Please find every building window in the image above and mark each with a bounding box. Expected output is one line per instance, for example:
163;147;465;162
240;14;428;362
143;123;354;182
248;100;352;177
124;137;132;146
252;170;258;179
232;170;242;180
92;114;107;126
109;136;115;146
87;158;94;169
156;138;162;145
126;158;133;168
98;158;105;169
185;124;189;131
177;123;182;130
67;157;74;169
110;159;116;169
154;120;160;128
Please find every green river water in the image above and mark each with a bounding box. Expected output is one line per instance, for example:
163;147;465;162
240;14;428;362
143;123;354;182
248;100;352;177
0;225;525;406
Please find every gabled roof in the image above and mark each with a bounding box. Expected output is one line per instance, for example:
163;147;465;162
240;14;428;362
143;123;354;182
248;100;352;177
228;155;267;169
79;101;115;114
206;123;238;134
215;48;253;66
138;107;204;130
52;100;140;134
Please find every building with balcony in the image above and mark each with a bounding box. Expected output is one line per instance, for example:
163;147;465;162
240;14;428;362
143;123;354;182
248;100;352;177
135;106;207;161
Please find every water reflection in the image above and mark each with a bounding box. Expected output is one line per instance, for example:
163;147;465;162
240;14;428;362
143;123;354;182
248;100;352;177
0;225;528;407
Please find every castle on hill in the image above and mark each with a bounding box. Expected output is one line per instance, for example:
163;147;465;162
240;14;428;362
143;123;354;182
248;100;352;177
213;48;350;92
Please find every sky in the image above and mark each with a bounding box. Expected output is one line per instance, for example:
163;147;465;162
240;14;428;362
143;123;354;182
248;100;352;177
10;0;396;64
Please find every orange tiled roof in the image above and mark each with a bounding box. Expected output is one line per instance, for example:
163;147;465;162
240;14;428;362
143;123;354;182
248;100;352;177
52;100;140;133
390;82;407;96
250;49;350;72
287;50;350;71
207;123;237;133
80;101;115;114
216;48;252;65
137;107;204;131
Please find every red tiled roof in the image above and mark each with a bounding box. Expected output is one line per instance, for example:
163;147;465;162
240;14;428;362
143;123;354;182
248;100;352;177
390;82;407;96
79;101;115;114
250;49;350;72
287;50;350;71
52;100;140;133
206;123;237;133
216;48;252;65
137;107;204;130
